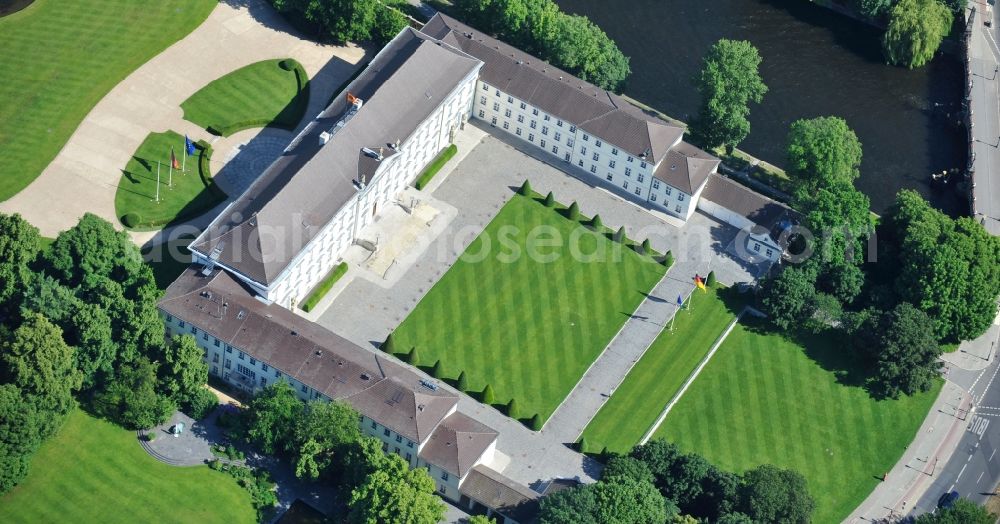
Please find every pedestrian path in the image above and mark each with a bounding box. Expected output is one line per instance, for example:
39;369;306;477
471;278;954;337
540;257;709;445
0;0;365;241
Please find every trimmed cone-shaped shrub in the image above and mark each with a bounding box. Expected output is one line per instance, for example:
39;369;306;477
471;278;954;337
641;238;652;255
544;191;555;207
382;334;396;354
600;446;610;460
431;359;444;378
519;179;532;196
506;398;519;419
482;384;496;404
529;413;543;431
576;436;589;453
567;201;580;221
405;346;418;364
456;371;469;391
590;214;603;230
706;270;716;287
661;251;674;267
613;226;627;243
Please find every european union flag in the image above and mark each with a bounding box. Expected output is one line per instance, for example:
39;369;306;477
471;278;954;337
676;295;683;307
185;135;196;156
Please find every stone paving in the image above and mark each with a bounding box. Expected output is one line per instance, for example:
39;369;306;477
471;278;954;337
0;0;367;242
317;132;760;487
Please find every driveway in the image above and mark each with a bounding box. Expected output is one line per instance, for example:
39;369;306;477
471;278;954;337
0;0;366;242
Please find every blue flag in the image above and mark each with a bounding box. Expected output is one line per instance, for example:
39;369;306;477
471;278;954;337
676;295;683;307
185;135;195;156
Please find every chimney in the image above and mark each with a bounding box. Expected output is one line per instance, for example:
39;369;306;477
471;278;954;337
319;131;332;145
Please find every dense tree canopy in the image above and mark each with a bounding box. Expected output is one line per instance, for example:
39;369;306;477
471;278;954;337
739;464;815;524
160;335;209;405
241;381;304;454
0;384;42;493
915;498;995;524
538;474;675;524
761;264;819;330
347;446;444;524
269;0;408;44
787;116;863;198
883;0;953;68
292;400;362;480
92;357;174;430
872;303;941;398
690;39;768;152
0;213;40;313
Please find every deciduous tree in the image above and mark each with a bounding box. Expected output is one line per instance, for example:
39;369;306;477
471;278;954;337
160;334;208;404
347;452;445;524
915;498;995;523
872;303;941;398
240;381;303;454
92;357;174;430
292;400;361;480
883;0;952;68
690;39;768;152
740;464;815;524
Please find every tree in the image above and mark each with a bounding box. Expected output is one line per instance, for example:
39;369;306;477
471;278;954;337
787;116;863;199
530;413;543;430
883;0;952;68
603;455;655;484
760;264;818;330
467;516;496;524
160;335;208;404
614;226;627;243
591;214;603;230
857;0;895;19
430;359;444;379
269;0;402;45
1;314;82;437
886;190;1000;341
382;333;397;354
456;371;469;391
482;384;496;404
740;464;815;524
640;238;652;255
0;213;40;312
347;452;445;524
519;179;533;195
690;39;768;152
539;482;599;524
872;303;941;398
92;357;174;430
544;191;556;207
292;400;361;479
567;201;581;221
241;381;303;454
0;383;44;494
915;498;995;524
591;475;671;524
630;439;711;510
691;467;741;521
406;346;419;364
506;398;519;419
705;271;716;287
716;512;753;524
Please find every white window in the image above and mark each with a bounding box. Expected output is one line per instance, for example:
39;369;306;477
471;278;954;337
652;180;660;189
503;121;509;129
595;139;602;147
609;160;616;168
665;187;672;196
570;125;577;132
551;146;558;154
530;120;537;129
675;205;681;213
592;152;599;161
606;173;613;181
482;83;489;91
678;193;685;202
529;133;535;142
567;138;574;147
625;167;631;177
583;134;589;141
638;174;644;183
540;139;546;148
766;249;774;257
651;194;657;202
557;119;564;127
532;108;539;116
580;146;587;155
495;89;500;96
519;102;526;110
635;187;641;195
623;181;629;190
627;155;634;163
542;126;549;136
491;117;497;126
554;132;561;141
753;243;761;252
507;96;513;103
504;109;511;117
578;159;584;167
480;96;486;105
478;110;484;118
493;102;500;111
517;114;524;123
641;161;648;168
516;127;522;136
590;164;597;173
612;147;618;155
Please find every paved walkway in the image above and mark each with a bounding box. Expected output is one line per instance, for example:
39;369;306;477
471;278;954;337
969;5;1000;235
0;0;366;242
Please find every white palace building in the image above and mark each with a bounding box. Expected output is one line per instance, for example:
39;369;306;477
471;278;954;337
162;13;795;523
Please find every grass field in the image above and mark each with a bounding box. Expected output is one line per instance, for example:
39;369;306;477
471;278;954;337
582;285;744;453
115;130;225;230
0;409;255;523
655;320;941;523
390;194;666;421
182;59;309;136
0;0;215;202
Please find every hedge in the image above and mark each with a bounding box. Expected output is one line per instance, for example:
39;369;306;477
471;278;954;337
414;144;458;190
299;262;348;312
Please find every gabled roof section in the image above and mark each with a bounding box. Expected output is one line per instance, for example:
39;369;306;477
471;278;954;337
700;173;799;235
158;267;460;442
422;13;684;163
418;412;498;477
460;465;540;523
652;141;721;194
189;28;481;286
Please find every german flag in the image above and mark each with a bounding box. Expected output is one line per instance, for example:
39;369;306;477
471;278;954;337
170;147;180;170
694;274;707;292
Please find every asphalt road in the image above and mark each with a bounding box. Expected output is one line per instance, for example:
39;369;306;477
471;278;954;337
913;357;1000;515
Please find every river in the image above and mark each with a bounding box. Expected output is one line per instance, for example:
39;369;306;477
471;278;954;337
556;0;968;215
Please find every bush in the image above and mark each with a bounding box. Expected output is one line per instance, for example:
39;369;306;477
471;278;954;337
300;262;348;312
576;436;589;453
640;238;652;255
382;333;397;354
506;398;519;419
613;226;627;243
661;250;674;267
431;359;444;379
121;213;141;228
185;387;219;420
519;179;533;196
145;432;156;442
482;384;496;404
706;271;716;287
529;413;543;431
567;201;581;220
278;59;294;71
456;371;469;391
414;144;458;190
405;346;419;364
590;214;604;230
544;192;556;207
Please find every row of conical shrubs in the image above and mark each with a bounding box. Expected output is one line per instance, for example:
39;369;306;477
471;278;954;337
519;180;671;266
382;335;544;430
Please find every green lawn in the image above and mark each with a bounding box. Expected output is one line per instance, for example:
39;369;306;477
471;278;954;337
0;0;215;202
115;130;225;230
655;320;941;523
390;194;666;422
181;59;310;136
0;409;255;523
582;285;743;453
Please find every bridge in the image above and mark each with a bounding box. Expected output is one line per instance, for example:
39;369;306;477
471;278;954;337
967;3;1000;235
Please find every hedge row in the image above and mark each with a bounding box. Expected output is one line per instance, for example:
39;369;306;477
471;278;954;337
207;60;310;137
414;144;458;190
299;262;348;312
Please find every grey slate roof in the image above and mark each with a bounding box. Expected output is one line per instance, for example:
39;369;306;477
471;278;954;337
460;465;540;523
700;173;798;235
158;267;461;443
190;28;481;286
418;412;498;477
421;13;684;164
653;141;721;194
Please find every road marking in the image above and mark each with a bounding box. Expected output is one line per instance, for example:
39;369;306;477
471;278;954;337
979;471;986;484
969;416;991;438
975;361;1000;405
991;449;997;462
958;463;968;481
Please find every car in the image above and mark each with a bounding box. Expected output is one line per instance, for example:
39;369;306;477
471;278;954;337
937;490;960;510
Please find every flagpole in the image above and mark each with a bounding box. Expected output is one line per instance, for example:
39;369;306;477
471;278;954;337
182;146;187;174
155;161;161;203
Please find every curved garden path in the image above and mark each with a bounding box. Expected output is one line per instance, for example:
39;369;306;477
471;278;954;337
0;0;366;243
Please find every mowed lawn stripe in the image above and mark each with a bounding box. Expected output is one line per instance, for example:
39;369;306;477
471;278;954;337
654;322;940;524
390;195;665;420
0;0;215;201
581;286;742;453
0;409;255;523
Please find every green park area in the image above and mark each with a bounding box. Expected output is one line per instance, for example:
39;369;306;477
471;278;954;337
0;409;255;524
114;130;226;230
0;0;215;202
389;193;666;422
182;59;310;136
582;285;744;453
655;320;941;523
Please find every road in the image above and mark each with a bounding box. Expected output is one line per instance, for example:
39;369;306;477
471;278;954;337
969;1;1000;235
913;328;1000;515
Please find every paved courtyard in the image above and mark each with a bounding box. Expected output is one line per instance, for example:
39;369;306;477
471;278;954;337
317;132;760;487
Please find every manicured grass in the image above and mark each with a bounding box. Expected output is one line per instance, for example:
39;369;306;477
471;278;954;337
300;262;349;312
0;409;255;523
0;0;215;202
655;320;941;524
182;59;310;136
390;194;666;422
414;144;458;190
115;131;225;230
582;285;744;453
